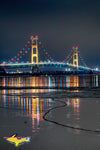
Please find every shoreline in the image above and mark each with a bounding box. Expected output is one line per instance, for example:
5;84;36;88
0;86;100;90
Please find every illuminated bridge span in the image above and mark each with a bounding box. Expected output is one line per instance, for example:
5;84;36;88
0;62;90;71
0;36;97;74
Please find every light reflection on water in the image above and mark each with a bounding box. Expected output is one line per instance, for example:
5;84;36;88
0;92;81;133
0;75;100;88
0;95;53;133
0;75;100;149
67;98;80;120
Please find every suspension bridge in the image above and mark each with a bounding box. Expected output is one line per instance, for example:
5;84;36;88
0;36;98;75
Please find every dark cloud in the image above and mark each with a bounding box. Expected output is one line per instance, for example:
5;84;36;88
0;0;100;68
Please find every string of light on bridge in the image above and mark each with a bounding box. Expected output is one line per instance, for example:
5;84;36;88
4;36;55;65
7;41;31;64
63;46;87;67
38;41;55;62
1;35;87;69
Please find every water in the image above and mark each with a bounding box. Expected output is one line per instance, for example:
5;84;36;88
0;75;100;150
0;75;100;88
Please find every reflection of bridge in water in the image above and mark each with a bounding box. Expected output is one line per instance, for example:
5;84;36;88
0;90;81;133
0;74;99;133
0;75;99;88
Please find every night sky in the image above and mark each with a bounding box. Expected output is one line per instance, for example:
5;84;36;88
0;0;100;68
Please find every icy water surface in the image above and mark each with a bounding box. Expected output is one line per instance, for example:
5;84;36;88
0;75;100;150
0;75;100;88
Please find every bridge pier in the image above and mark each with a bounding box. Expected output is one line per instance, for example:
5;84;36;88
32;65;39;74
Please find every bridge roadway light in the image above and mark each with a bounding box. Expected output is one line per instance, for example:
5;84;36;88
95;68;98;71
68;68;70;71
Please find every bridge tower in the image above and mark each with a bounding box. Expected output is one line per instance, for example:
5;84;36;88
31;36;39;64
72;46;79;68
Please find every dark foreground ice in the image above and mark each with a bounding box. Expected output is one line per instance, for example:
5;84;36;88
0;89;100;150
